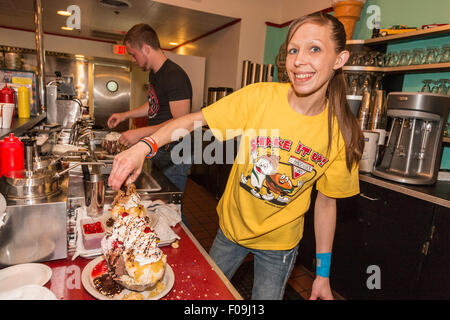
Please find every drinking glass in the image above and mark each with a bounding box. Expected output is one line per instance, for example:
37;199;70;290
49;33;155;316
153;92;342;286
424;47;438;64
438;44;450;63
377;52;386;67
411;48;425;65
368;51;379;66
421;79;433;93
386;51;399;67
398;50;412;66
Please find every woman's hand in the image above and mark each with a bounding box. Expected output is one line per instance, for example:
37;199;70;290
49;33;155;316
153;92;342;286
309;276;334;300
107;112;127;128
108;142;149;190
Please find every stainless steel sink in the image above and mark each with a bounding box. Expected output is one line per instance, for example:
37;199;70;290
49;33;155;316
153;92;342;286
104;171;162;196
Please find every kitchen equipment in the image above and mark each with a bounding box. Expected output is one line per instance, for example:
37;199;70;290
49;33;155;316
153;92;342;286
45;84;82;129
357;90;371;130
4;52;22;70
360;130;379;173
0;192;67;266
207;87;233;105
0;133;24;177
92;64;130;132
84;173;105;217
0;137;105;203
241;60;251;87
372;92;450;185
368;89;387;130
347;94;362;116
207;87;218;106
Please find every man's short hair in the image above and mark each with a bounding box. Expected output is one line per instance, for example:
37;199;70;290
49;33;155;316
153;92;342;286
124;23;161;50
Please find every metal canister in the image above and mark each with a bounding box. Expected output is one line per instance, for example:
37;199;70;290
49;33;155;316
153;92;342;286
207;87;218;105
241;60;251;88
369;90;387;130
357;90;371;130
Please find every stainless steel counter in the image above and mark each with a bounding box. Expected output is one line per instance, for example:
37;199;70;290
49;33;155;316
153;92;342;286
0;113;47;140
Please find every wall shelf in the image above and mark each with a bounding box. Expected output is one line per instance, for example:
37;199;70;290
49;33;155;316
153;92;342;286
346;24;450;46
343;62;450;74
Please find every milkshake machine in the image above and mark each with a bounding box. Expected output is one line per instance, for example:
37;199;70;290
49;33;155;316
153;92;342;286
372;92;450;185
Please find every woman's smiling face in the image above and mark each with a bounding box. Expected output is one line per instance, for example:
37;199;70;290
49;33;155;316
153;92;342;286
285;22;348;97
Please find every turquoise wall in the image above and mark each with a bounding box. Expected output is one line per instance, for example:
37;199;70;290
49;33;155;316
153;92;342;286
263;0;450;169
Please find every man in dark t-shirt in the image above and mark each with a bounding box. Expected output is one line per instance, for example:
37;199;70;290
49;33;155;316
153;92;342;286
107;24;192;209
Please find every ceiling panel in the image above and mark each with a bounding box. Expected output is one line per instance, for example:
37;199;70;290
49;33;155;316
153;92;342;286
0;0;237;49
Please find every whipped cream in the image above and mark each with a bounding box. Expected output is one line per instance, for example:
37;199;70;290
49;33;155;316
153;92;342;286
123;192;142;210
105;215;162;265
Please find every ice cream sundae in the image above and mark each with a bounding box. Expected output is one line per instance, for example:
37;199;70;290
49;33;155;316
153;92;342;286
110;184;146;220
100;185;166;292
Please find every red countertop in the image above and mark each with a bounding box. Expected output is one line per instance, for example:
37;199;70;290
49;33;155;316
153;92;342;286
43;223;242;300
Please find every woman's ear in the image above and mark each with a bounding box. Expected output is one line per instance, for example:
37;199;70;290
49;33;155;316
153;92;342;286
333;50;350;70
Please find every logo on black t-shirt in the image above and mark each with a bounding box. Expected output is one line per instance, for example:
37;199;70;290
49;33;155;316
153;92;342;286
147;84;160;119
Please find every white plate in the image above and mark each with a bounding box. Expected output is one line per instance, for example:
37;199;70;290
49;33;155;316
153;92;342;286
0;263;52;293
81;256;174;300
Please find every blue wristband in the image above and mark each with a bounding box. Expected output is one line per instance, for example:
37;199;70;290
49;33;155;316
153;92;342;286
316;253;332;278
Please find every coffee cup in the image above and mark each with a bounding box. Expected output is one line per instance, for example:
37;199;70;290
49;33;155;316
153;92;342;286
1;103;14;128
360;130;380;173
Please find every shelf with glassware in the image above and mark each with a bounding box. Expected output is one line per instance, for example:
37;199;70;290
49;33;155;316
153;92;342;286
343;62;450;74
343;26;450;138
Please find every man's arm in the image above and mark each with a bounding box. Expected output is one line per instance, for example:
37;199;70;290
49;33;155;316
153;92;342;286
119;99;191;146
108;101;149;128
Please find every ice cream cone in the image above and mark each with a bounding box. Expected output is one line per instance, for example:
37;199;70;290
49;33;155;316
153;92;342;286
333;0;365;40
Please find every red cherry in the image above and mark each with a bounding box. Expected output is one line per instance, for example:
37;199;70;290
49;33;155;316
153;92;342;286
144;227;151;233
121;212;129;218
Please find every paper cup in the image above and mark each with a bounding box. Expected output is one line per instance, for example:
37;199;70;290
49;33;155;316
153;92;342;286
360;130;379;173
1;103;14;128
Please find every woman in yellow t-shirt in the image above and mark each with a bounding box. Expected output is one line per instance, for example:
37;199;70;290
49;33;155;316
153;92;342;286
108;12;364;300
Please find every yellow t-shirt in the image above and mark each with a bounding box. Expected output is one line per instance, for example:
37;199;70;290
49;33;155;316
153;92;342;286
202;82;359;250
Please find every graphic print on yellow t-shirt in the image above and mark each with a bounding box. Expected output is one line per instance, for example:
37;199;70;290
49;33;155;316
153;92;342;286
239;134;329;207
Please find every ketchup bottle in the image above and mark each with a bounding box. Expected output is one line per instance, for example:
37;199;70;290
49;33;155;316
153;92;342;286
0;84;15;103
0;133;24;177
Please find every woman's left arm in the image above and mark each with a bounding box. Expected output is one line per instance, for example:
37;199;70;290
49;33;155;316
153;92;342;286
309;190;336;300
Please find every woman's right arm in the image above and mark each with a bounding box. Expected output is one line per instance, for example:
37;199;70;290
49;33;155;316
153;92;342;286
108;111;206;190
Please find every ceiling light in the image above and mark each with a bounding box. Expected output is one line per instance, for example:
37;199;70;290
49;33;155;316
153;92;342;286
169;42;179;46
61;26;74;31
57;10;71;16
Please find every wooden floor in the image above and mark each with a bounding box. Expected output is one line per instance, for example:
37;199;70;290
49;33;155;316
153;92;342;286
183;178;316;300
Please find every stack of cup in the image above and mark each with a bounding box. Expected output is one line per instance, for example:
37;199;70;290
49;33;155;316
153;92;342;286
0;84;15;129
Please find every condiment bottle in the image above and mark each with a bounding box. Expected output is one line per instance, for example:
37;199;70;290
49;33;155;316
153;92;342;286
18;85;30;118
0;133;24;177
0;84;15;104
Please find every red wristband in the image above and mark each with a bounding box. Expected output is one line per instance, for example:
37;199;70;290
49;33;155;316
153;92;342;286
140;137;158;159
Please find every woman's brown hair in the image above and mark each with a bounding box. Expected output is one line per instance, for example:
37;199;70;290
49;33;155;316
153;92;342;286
287;12;364;171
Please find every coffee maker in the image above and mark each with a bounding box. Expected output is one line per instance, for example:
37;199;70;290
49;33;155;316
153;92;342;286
372;92;450;185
